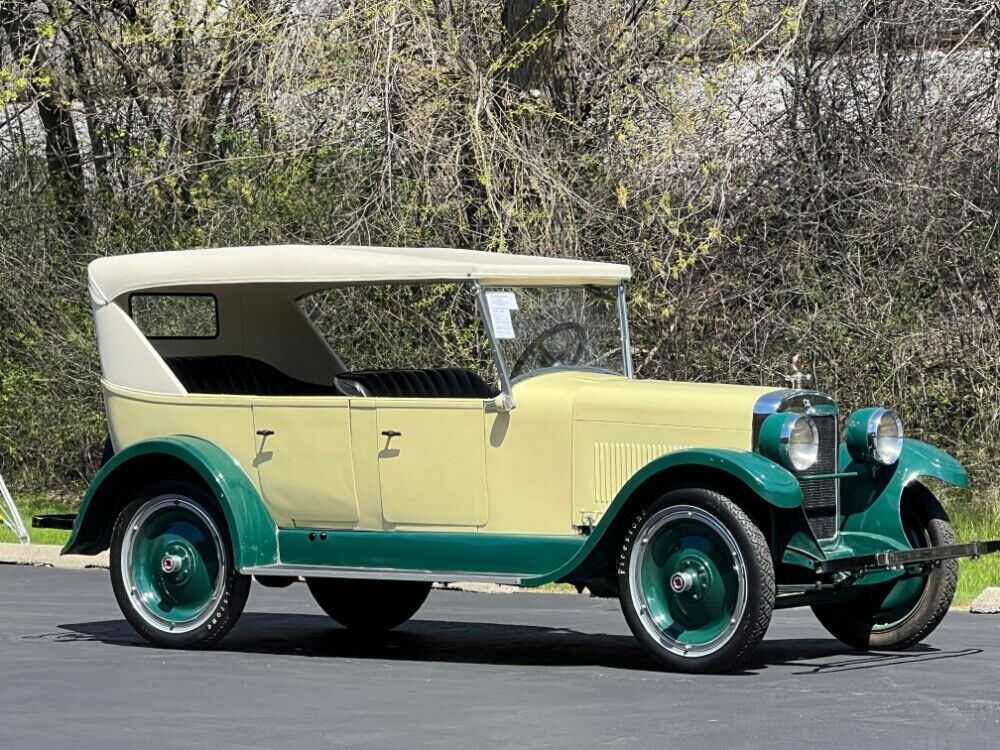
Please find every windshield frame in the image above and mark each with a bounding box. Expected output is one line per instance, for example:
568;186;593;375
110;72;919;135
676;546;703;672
473;281;633;399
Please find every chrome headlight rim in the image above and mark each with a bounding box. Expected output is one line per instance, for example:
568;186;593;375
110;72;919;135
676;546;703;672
867;407;904;465
781;413;820;471
846;406;904;465
760;412;820;472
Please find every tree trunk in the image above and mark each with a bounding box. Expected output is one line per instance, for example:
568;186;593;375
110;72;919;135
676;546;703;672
501;0;572;113
0;3;87;231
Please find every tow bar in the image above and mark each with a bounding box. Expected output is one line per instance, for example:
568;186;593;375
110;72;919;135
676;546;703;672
815;540;1000;576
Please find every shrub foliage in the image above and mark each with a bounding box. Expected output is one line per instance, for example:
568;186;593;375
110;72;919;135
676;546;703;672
1;1;998;498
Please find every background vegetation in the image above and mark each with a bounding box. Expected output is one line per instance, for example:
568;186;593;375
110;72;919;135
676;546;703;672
1;0;999;541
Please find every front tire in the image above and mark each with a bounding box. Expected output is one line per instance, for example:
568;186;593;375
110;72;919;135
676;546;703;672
617;488;775;673
811;488;957;651
110;480;251;649
306;578;431;631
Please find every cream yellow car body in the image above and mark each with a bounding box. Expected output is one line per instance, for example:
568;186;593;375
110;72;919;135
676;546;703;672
103;372;774;535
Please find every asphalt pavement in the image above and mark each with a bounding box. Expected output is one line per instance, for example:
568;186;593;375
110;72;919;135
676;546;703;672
1;565;998;749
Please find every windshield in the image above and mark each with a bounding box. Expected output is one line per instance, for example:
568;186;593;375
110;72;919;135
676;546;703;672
480;285;628;381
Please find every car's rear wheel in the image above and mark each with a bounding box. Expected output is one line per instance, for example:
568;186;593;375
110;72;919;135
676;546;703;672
110;479;250;648
811;488;957;651
617;488;775;673
306;578;431;630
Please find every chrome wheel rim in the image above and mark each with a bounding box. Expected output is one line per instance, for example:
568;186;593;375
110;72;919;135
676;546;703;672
629;505;748;658
120;496;226;634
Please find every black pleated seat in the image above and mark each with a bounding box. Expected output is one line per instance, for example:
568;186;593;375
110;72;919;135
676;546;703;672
165;356;340;396
335;368;497;399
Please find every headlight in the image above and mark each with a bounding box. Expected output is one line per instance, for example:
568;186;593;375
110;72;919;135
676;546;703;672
759;413;819;471
846;407;904;465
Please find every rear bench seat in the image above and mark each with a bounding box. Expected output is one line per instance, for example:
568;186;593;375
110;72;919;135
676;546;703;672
165;356;496;399
165;356;341;396
334;368;497;399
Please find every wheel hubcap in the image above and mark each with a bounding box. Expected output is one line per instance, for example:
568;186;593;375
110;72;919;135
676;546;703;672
630;505;748;658
120;496;226;634
670;571;695;594
161;553;184;574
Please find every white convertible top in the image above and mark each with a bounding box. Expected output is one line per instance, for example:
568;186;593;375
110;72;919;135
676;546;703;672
87;244;631;303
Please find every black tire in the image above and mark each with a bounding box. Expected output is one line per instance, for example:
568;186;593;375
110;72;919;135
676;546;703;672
110;479;251;649
306;578;431;631
617;488;775;673
811;488;957;651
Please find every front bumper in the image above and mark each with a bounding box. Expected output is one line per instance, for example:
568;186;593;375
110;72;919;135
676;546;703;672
815;539;1000;576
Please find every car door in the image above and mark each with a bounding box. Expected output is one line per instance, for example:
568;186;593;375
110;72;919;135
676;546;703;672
252;397;360;527
352;397;488;527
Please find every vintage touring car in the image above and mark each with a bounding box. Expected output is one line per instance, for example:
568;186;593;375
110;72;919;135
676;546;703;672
45;244;999;672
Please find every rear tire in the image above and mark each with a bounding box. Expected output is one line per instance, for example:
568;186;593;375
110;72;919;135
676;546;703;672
306;578;431;631
110;479;250;649
617;488;775;673
811;488;957;651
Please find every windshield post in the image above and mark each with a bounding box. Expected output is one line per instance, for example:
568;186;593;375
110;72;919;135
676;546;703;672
471;281;515;404
617;283;634;378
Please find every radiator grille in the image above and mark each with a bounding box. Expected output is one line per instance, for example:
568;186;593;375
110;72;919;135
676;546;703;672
799;414;839;539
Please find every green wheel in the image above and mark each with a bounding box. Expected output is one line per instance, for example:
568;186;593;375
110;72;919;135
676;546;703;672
812;487;957;651
618;488;774;673
110;480;250;648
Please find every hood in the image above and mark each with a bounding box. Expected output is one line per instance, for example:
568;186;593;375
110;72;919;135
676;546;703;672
570;375;780;432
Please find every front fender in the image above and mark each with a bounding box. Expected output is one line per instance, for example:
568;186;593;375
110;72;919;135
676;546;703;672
524;448;802;585
63;436;277;570
840;438;967;542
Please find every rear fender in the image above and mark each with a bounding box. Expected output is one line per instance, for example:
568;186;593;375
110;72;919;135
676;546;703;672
63;436;277;570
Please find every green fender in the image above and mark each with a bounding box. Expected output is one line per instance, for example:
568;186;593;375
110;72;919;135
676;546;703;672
840;438;968;542
523;448;802;585
63;436;278;569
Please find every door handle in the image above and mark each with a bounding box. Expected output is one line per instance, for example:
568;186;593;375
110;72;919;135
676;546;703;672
381;430;401;438
256;429;275;437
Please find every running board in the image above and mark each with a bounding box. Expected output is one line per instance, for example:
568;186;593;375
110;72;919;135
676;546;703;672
243;564;526;586
815;540;1000;576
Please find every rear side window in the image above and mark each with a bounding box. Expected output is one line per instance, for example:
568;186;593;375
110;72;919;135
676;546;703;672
299;283;496;379
129;294;218;339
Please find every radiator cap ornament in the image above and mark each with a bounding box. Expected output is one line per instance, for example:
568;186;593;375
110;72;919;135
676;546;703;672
784;354;812;391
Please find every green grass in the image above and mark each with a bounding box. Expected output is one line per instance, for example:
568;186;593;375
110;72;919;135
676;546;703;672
2;493;997;606
950;503;1000;607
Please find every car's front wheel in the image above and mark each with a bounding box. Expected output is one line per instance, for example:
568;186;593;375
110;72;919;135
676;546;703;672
306;578;431;631
110;480;250;648
811;487;957;651
618;488;775;673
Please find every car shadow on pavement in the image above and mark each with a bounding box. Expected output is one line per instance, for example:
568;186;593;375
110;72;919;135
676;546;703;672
55;612;983;676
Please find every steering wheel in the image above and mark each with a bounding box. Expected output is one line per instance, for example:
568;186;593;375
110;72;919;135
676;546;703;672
511;322;587;378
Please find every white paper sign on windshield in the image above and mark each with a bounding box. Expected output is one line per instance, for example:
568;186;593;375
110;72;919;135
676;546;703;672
485;291;518;339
